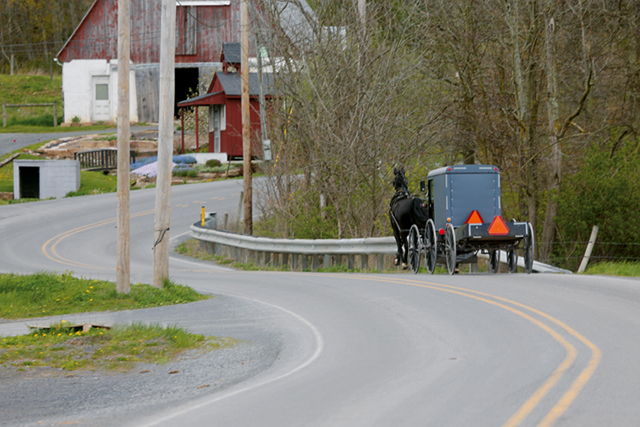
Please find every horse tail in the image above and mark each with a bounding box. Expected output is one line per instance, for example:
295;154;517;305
411;198;429;227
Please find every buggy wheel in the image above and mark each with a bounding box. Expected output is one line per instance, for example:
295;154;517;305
408;225;421;274
425;219;437;275
488;250;500;273
524;223;535;274
445;224;456;275
507;248;518;274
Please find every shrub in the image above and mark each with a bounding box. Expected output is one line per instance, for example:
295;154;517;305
554;139;640;270
205;159;222;168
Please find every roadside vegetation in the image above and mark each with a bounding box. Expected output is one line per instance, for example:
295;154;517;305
0;272;209;320
584;262;640;278
0;322;235;372
0;272;232;372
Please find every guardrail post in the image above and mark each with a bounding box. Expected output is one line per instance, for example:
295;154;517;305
347;255;354;270
335;254;342;267
264;252;271;267
292;254;298;271
323;254;331;268
312;255;319;271
301;255;309;271
376;254;384;271
273;253;280;268
360;254;368;270
282;253;289;269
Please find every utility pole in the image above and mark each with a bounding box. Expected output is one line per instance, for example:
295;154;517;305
241;0;252;235
116;0;130;294
153;0;176;287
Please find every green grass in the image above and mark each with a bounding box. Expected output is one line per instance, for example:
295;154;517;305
0;272;210;320
65;171;118;197
584;261;640;277
0;74;119;133
0;322;236;372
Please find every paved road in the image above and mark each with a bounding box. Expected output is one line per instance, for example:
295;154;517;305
1;181;639;426
0;125;157;157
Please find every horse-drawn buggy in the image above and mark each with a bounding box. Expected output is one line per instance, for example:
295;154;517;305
390;165;534;275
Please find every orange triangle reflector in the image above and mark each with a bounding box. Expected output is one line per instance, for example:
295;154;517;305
488;216;509;236
465;210;484;225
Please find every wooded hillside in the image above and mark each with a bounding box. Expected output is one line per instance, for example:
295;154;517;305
0;0;94;73
257;0;640;268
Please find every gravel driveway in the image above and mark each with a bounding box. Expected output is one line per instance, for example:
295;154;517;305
0;293;285;427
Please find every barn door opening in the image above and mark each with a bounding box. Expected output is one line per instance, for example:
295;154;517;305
19;166;39;199
174;68;199;118
92;76;110;122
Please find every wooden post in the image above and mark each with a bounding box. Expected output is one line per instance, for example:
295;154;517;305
53;102;57;127
241;0;252;235
578;225;599;273
153;0;176;288
195;106;199;153
2;103;5;127
180;110;185;154
116;0;131;294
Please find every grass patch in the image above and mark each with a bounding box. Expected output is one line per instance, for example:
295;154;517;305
0;272;210;320
584;261;640;277
0;322;236;372
0;75;118;133
65;171;118;197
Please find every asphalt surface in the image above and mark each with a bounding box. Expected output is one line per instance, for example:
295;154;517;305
0;125;158;157
1;180;640;426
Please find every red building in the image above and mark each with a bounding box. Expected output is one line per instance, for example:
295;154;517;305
55;0;311;124
177;43;272;158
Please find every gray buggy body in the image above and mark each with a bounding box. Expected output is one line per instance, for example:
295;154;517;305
406;164;534;274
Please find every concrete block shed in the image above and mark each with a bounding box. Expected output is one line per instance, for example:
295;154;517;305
13;160;81;200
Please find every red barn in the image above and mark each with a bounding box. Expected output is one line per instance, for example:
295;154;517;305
56;0;312;124
177;43;273;158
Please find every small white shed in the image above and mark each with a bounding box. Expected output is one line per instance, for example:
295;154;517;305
13;160;81;199
62;59;138;124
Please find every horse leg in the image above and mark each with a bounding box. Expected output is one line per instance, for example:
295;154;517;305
401;231;409;269
391;218;403;266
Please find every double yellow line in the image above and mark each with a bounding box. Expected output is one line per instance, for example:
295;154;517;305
41;209;155;270
336;274;601;427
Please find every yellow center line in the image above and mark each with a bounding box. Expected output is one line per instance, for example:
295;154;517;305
326;274;599;427
388;277;603;427
42;209;155;269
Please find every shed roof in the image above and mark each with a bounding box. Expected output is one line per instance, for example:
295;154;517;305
216;71;274;97
221;42;241;64
177;91;225;107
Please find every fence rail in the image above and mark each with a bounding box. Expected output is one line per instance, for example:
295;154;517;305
3;102;57;127
190;223;568;273
74;149;136;171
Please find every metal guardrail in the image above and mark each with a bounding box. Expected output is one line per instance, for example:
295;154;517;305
190;223;570;273
190;223;394;271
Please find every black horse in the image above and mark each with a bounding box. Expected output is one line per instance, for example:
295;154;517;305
389;167;430;268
